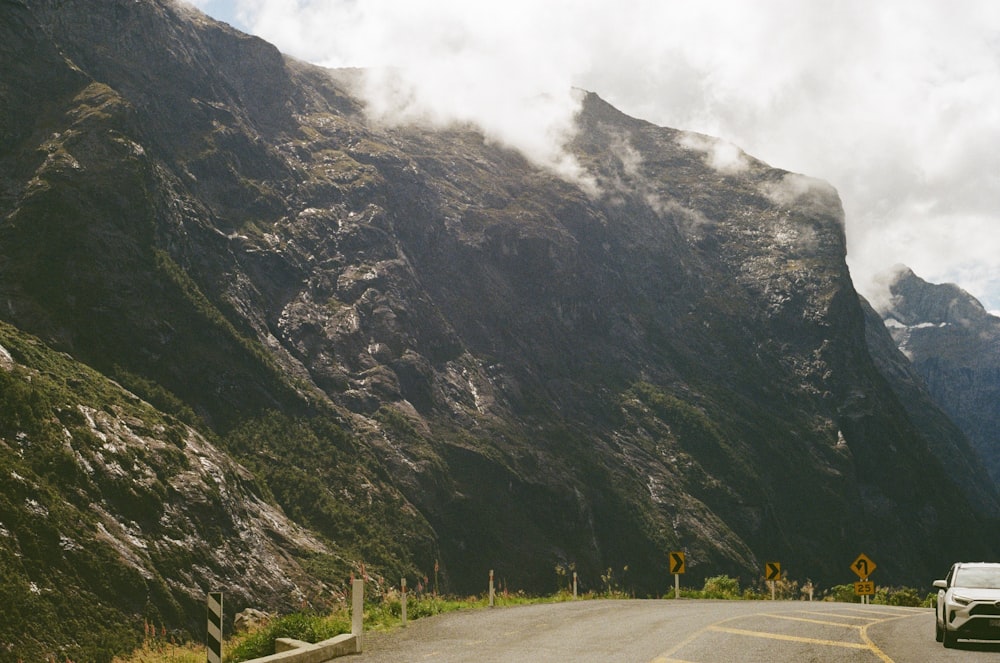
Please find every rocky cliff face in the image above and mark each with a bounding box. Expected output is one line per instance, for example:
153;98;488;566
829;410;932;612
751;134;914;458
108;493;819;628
0;320;332;660
3;0;999;657
877;266;1000;483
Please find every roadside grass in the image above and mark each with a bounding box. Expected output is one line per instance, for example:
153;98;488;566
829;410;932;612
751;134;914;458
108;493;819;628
111;641;204;663
112;577;931;663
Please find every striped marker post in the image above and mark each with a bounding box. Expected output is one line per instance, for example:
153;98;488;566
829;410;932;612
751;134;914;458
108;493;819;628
207;591;223;663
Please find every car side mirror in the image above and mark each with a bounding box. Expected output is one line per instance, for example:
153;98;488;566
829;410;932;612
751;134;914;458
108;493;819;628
933;579;947;590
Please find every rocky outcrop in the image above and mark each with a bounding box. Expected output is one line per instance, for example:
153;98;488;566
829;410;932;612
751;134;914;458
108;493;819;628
0;321;331;660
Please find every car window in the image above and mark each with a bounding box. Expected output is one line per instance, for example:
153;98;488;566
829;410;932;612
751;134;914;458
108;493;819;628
953;566;1000;589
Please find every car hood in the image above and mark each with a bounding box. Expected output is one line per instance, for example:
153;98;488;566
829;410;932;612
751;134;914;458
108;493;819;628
952;587;1000;602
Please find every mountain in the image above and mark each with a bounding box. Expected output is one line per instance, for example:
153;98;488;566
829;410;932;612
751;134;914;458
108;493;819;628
0;320;336;658
3;0;999;658
876;266;1000;483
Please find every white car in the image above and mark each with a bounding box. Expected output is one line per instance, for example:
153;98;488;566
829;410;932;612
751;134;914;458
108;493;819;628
934;562;1000;648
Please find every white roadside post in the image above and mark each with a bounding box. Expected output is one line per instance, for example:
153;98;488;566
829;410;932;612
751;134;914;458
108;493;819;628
352;578;364;653
573;571;578;599
489;569;495;607
401;577;407;627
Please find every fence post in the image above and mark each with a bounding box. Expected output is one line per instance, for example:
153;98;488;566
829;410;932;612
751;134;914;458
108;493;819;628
401;577;407;627
352;578;364;653
206;591;223;663
489;569;495;607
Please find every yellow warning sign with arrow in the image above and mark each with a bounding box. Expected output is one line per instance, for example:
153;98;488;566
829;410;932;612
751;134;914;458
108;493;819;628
851;553;876;578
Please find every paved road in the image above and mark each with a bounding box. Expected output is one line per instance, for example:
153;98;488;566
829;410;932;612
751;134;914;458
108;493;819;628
356;599;1000;662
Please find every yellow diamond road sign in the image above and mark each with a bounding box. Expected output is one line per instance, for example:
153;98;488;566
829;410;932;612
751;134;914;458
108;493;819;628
851;553;876;578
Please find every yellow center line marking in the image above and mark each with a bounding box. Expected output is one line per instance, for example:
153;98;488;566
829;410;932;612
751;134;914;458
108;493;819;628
760;613;863;628
796;610;879;622
652;616;730;661
709;625;870;649
859;610;928;663
841;607;921;617
650;606;930;663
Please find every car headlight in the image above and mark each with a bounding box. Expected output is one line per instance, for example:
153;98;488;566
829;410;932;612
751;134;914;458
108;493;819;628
952;594;972;606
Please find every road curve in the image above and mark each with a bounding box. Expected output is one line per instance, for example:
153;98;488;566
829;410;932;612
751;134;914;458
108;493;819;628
356;599;1000;662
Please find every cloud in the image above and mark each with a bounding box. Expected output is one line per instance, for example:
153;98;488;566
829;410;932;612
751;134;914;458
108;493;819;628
234;0;598;190
760;173;839;214
866;263;912;315
228;0;1000;309
677;133;750;175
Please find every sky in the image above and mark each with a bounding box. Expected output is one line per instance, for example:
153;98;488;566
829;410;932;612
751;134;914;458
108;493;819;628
185;0;1000;312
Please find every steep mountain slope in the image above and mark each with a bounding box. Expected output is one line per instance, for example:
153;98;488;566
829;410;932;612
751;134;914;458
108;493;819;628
877;266;1000;482
0;320;331;660
2;0;999;657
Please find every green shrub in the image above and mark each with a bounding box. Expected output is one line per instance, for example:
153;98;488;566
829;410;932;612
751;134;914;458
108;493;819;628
823;584;861;603
701;575;741;599
823;584;925;606
879;586;923;607
226;611;350;662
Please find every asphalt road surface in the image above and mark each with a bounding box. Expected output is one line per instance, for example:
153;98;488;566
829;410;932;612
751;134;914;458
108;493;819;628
357;599;1000;662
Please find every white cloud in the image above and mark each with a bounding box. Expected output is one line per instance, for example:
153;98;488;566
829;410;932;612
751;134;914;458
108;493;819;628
234;0;598;189
678;134;749;175
224;0;1000;310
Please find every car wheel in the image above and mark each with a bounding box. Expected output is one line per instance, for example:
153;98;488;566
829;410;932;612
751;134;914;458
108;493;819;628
935;615;943;642
942;627;957;648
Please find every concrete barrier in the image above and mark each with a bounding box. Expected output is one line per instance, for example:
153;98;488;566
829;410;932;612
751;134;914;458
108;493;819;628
240;580;363;662
241;633;358;662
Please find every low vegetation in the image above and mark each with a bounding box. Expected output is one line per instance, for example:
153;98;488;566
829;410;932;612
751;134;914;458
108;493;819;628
110;575;931;663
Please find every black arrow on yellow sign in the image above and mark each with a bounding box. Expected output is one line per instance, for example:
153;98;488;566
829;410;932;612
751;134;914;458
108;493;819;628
670;551;686;574
766;562;781;581
851;553;876;578
854;558;871;576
